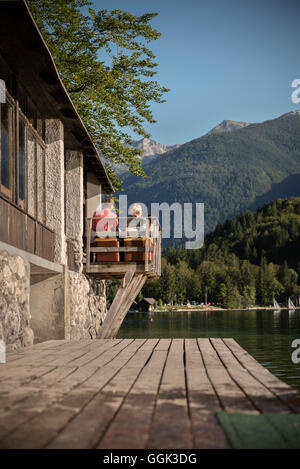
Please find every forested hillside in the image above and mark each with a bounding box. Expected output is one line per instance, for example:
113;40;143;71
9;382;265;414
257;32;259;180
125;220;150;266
122;111;300;238
142;198;300;308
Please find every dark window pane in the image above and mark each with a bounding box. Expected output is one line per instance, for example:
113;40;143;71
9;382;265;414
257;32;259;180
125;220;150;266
19;121;26;204
1;103;11;191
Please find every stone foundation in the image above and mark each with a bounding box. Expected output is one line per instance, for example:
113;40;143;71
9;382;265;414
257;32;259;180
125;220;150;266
30;274;65;343
68;272;107;340
0;250;33;351
0;249;107;349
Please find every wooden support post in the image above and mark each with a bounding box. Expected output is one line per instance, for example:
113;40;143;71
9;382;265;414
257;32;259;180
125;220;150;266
109;274;147;338
99;267;135;338
99;270;147;339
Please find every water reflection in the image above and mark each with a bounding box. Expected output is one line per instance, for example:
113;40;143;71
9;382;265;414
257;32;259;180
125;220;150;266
118;309;300;391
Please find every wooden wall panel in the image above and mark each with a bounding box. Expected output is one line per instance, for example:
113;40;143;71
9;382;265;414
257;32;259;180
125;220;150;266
0;196;55;263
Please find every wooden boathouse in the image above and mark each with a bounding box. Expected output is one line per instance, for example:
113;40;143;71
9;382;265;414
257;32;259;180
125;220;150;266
1;0;300;451
0;0;161;347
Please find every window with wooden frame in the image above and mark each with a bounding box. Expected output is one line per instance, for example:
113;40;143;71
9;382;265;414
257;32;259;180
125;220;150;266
0;86;46;223
19;107;46;223
0;97;13;199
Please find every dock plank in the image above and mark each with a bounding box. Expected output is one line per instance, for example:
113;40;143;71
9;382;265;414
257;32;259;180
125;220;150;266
185;339;229;449
223;338;300;413
210;338;292;414
0;338;299;449
198;339;257;414
146;339;193;449
47;339;158;449
0;340;135;445
98;339;171;449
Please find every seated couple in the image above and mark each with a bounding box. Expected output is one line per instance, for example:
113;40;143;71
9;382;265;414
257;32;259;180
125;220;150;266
92;199;148;239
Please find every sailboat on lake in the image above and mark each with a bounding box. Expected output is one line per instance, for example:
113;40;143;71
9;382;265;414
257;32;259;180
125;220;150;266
288;297;296;311
273;297;281;311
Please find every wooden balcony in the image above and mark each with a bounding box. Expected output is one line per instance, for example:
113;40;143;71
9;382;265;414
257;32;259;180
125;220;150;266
83;216;162;338
0;194;55;263
84;216;161;280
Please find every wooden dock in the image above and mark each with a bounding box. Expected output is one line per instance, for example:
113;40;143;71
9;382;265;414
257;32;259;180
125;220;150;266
0;338;300;449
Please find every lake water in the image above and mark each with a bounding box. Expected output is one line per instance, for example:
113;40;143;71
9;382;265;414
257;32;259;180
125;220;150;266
117;309;300;392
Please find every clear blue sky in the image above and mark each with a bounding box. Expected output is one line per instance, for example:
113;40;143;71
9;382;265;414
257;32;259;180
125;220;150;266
93;0;300;145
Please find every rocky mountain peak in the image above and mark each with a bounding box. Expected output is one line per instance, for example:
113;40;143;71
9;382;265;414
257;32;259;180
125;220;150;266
205;119;250;136
133;138;180;158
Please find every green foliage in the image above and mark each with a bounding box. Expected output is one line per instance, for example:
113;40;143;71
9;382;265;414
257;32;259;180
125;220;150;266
136;291;143;303
142;198;300;307
121;113;300;232
106;280;120;307
203;197;300;271
27;0;169;189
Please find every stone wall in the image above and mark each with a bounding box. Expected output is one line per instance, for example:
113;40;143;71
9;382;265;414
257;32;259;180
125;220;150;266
30;274;65;344
45;118;65;265
68;272;107;340
65;150;84;273
0;250;107;348
0;251;33;351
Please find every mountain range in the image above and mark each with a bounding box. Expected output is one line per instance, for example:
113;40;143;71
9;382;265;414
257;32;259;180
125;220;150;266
132;138;181;163
120;111;300;242
133;119;250;162
112;119;250;174
204;119;250;136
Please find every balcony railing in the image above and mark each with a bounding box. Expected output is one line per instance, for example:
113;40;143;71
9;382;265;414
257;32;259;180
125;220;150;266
84;216;161;279
0;194;55;263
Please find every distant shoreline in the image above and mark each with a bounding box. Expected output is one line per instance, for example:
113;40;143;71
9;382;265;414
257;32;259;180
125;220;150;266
149;306;300;313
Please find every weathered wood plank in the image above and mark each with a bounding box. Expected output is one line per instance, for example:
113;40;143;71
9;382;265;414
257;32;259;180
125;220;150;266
0;340;133;413
0;365;55;385
210;338;292;414
77;339;146;391
1;338;299;449
223;338;300;413
67;339;122;367
0;340;142;448
46;339;158;449
6;339;69;360
5;339;95;366
185;339;230;449
198;339;257;414
98;339;171;449
147;339;193;449
44;338;120;367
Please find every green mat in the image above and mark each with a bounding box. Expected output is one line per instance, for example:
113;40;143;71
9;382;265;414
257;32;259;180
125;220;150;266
217;411;300;449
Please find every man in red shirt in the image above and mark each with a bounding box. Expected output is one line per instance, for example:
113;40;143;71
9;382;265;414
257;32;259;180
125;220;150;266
92;198;118;237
